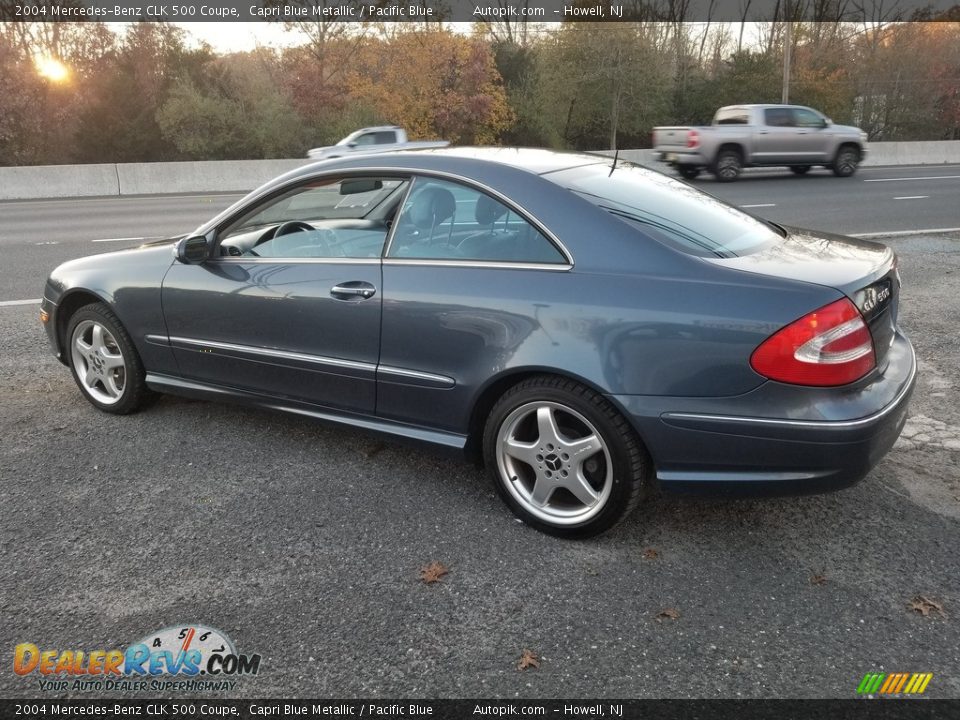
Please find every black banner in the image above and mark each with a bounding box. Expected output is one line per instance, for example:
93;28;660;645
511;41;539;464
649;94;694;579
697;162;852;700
2;700;960;720
2;0;959;23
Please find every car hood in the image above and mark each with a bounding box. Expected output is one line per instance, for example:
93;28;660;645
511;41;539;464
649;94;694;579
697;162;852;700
831;123;864;137
139;235;183;248
706;225;893;298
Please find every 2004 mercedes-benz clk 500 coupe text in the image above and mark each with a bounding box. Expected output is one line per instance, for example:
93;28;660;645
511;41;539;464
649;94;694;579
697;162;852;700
41;148;916;537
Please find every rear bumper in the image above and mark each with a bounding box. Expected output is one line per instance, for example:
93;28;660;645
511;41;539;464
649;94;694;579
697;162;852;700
613;331;916;496
654;150;707;166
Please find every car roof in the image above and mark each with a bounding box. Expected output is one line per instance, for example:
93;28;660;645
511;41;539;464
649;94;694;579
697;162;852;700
724;104;816;110
302;147;609;177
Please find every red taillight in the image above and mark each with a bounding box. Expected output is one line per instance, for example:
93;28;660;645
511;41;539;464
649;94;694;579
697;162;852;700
750;298;876;386
686;130;699;149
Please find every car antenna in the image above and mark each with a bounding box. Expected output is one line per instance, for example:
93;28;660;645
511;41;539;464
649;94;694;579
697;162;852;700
609;147;619;177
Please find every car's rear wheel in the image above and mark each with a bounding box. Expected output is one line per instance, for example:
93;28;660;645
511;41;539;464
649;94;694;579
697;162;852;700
712;149;742;182
677;166;700;180
832;146;860;177
790;165;811;175
67;303;152;414
483;376;648;538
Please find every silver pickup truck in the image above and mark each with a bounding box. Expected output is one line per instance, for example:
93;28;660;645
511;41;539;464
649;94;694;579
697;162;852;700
307;126;449;160
653;104;868;182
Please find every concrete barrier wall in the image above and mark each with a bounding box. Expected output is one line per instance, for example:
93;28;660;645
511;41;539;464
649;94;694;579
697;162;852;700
1;141;958;201
115;159;308;196
862;141;960;166
0;163;119;200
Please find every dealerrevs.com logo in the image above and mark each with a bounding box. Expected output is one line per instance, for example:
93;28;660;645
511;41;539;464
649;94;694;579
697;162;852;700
14;625;261;693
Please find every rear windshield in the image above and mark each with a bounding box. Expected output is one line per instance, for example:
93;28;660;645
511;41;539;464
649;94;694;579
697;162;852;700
546;163;781;258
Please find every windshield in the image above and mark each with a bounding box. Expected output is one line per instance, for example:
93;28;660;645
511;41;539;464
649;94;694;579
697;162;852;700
546;163;782;258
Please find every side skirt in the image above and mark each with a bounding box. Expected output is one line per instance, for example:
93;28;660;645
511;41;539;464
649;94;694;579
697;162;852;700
145;372;468;455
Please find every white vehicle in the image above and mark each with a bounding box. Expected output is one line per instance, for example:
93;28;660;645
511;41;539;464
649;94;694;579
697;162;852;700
306;126;449;160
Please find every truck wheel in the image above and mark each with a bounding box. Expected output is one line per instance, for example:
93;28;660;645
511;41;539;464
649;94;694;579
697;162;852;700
712;150;741;182
832;146;860;177
790;166;811;175
677;166;700;180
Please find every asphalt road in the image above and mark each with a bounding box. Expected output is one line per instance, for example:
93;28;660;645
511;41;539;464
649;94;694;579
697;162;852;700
0;172;958;701
701;163;960;238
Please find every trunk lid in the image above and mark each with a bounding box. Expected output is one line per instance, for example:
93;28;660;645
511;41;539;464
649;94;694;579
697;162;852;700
709;226;900;368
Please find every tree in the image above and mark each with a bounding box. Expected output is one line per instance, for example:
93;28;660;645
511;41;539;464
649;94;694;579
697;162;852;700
158;49;313;159
349;30;513;144
535;23;671;150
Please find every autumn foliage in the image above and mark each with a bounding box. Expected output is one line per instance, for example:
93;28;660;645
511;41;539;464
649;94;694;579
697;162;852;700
1;20;959;166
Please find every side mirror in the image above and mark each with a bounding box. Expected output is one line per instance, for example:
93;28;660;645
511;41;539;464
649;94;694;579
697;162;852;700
347;142;358;148
823;118;831;127
175;235;209;264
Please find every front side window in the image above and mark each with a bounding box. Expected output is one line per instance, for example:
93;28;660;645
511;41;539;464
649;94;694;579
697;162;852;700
217;176;409;259
793;108;825;128
387;177;566;264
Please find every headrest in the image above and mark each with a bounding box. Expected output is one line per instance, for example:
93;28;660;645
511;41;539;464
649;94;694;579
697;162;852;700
409;186;456;230
475;194;508;226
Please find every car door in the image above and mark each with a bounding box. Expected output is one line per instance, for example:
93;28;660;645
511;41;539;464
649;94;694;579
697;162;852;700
791;107;831;162
160;175;410;414
377;176;571;433
754;107;798;163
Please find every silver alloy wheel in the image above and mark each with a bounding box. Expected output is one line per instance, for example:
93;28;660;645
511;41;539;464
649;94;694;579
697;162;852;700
70;320;126;405
496;401;613;526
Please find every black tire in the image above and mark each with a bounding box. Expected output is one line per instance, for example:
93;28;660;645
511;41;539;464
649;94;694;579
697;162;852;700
65;303;153;415
483;376;649;538
712;149;742;182
677;166;701;180
832;146;860;177
790;165;811;175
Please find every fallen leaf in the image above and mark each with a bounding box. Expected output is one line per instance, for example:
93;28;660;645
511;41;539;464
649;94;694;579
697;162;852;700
643;548;659;559
810;574;828;586
517;649;540;671
909;595;945;617
419;561;449;584
657;608;680;620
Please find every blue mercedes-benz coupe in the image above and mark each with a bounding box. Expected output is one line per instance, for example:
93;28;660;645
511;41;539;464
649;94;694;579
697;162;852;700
42;148;915;537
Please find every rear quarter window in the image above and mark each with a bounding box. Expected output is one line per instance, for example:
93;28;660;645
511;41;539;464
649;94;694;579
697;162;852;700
546;163;782;258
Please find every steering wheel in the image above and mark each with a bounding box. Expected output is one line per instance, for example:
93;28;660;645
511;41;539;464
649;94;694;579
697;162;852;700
273;220;314;237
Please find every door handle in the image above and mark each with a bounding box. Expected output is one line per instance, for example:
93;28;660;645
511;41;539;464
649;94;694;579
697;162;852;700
331;282;376;299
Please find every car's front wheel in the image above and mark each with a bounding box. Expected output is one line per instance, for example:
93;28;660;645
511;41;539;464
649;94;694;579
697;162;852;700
832;146;860;177
67;303;152;414
483;376;648;538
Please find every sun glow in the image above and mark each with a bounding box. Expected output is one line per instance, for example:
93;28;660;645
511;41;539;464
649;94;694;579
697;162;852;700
35;56;70;83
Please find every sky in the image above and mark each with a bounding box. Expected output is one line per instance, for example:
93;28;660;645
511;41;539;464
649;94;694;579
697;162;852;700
143;22;304;52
